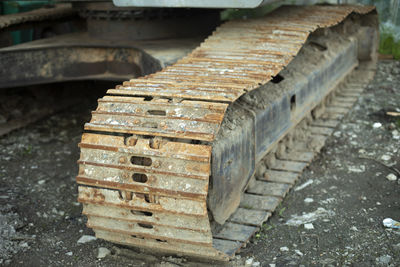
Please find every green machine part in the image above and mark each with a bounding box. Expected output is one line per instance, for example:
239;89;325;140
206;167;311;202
2;1;54;45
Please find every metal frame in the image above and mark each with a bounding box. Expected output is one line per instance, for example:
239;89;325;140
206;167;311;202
113;0;282;8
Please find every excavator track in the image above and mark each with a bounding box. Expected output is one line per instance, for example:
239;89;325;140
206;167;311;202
77;5;377;260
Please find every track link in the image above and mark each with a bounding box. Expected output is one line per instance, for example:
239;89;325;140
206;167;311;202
77;5;377;260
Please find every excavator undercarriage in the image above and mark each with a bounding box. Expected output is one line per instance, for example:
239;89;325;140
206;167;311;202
0;2;379;261
76;4;378;260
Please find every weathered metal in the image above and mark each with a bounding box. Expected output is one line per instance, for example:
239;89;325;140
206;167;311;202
113;0;282;8
0;4;77;30
0;34;201;88
77;5;378;260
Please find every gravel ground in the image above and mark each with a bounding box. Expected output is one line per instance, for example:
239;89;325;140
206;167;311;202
0;60;399;266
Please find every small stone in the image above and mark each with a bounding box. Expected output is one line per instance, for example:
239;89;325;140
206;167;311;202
348;165;365;173
304;198;314;203
37;180;46;185
252;262;261;267
20;242;29;248
393;243;400;253
386;173;397;181
280;246;289;252
97;247;111;259
269;264;276;267
295;249;304;257
373;122;382;129
358;149;366;154
392;130;400;140
333;131;341;137
77;235;97;244
245;258;254;265
350;226;358;231
376;255;391;265
381;155;391;161
66;252;73;256
304;223;314;230
376;202;381;206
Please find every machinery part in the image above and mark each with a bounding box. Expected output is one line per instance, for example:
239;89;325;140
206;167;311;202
76;2;220;40
0;34;201;88
77;5;378;260
0;2;216;88
0;4;77;31
113;0;282;8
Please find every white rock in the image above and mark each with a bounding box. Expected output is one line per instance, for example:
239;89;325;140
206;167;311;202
245;258;254;265
348;165;365;173
381;155;391;161
77;235;97;244
295;249;304;256
286;207;335;226
294;179;313;191
37;180;46;185
372;122;382;128
386;173;397;181
320;198;336;204
393;130;400;140
304;223;314;230
280;246;289;252
333;131;341;137
304;198;314;203
97;247;111;259
350;141;358;146
269;264;276;267
20;242;29;248
350;226;358;231
66;252;73;256
252;262;261;267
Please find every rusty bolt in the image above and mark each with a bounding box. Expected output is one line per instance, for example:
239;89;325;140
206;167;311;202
119;157;127;164
153;160;161;168
127;137;137;146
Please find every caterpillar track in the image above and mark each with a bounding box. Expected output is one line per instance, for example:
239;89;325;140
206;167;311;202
77;5;378;260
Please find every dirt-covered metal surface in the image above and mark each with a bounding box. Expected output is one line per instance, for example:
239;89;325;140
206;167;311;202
75;5;378;259
0;60;399;266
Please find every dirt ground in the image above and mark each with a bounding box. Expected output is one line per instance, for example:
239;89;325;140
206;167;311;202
0;60;399;267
